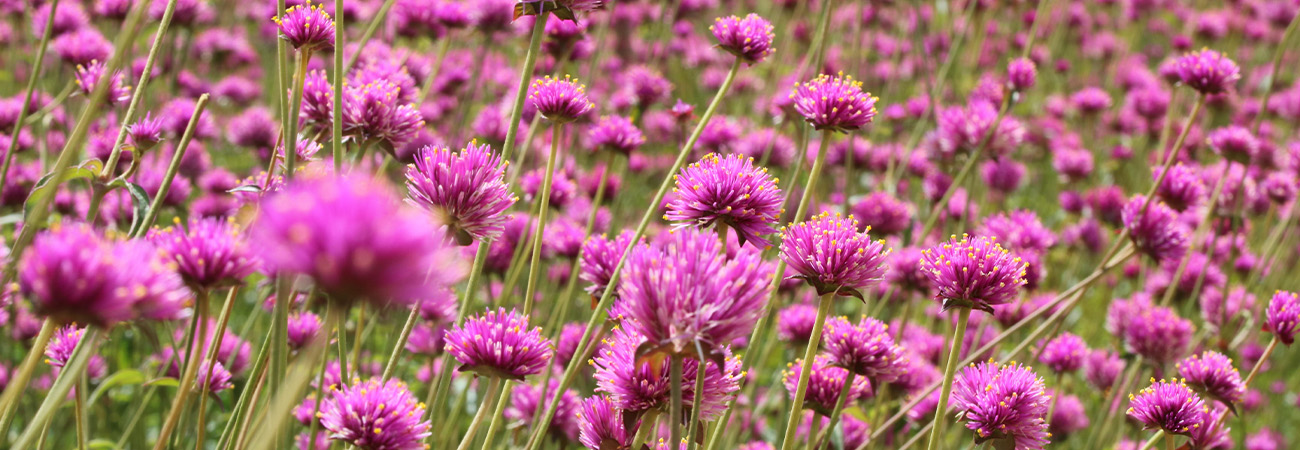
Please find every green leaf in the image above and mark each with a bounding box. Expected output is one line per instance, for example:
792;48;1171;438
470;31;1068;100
88;439;120;450
145;377;180;388
125;182;150;236
87;369;146;407
22;164;99;223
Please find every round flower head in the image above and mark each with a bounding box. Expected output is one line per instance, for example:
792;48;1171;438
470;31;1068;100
976;210;1056;256
1154;164;1205;212
951;361;1051;450
1037;332;1088;374
1049;393;1089;437
74;61;131;106
274;0;335;51
249;173;461;307
1206;125;1259;164
1190;406;1232;450
287;311;323;351
148;217;258;289
665;153;783;247
579;230;637;297
710;14;775;64
1127;378;1208;436
779;212;890;300
791;73;879;133
591;324;742;420
822;315;908;382
128;113;165;151
319;377;432;450
342;80;423;148
1121;195;1188;264
576;396;632;450
1177;351;1244;407
19;224;130;327
776;303;818;343
850;192;912;237
1123;304;1192;366
618;227;772;359
935;101;1025;158
443;307;552;380
1174;49;1240;94
1084;349;1125;391
1006;57;1037;92
1265;290;1299;345
782;355;872;416
111;239;191;321
46;324;90;368
528;75;594;123
404;142;516;245
587;116;645;155
195;360;234;393
506;378;581;442
920;234;1029;313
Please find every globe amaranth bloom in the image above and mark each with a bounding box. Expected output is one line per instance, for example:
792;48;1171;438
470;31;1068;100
194;360;234;393
342;80;423;149
1121;195;1188;264
579;230;637;297
274;0;335;51
1049;393;1089;438
404;142;516;245
576;396;634;450
665;153;783;247
776;303;818;344
111;239;191;322
443;307;552;380
249;173;462;307
919;234;1028;313
148;217;259;289
45;324;92;368
1084;349;1124;391
1006;57;1037;92
1264;290;1299;345
779;212;890;300
1177;351;1244;407
710;14;775;64
74;61;131;106
849;192;912;237
935;101;1025;159
1127;378;1208;436
1206;125;1259;164
1174;48;1240;94
822;315;907;382
528;75;595;123
287;311;323;351
951;361;1051;450
587;116;645;155
617;227;771;361
319;378;432;450
782;355;872;416
1154;164;1205;212
127;113;165;151
791;73;879;133
1123;303;1192;366
976;210;1056;256
1038;332;1088;374
506;378;581;442
591;323;742;420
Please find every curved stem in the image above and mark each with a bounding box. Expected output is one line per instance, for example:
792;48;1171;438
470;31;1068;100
686;351;708;448
523;124;564;316
284;50;309;177
343;0;395;71
193;287;241;450
923;308;972;450
778;292;835;450
456;378;505;450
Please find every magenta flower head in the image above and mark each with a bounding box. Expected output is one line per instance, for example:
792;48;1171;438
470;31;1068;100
777;303;818;344
274;0;335;51
920;234;1028;313
74;61;131;106
935;101;1025;158
127;112;165;152
148;217;258;290
576;396;633;450
591;323;742;420
1123;304;1192;366
710;14;775;65
1121;195;1188;264
19;224;130;327
1037;332;1088;374
250;173;461;307
823;315;907;382
404;142;516;245
850;192;912;237
528;75;595;123
587;116;645;155
1177;351;1244;408
1174;49;1240;94
506;378;580;442
319;377;432;450
342;80;423;149
1006;57;1037;92
443;307;552;380
111;239;191;321
1206;125;1259;164
976;210;1056;256
791;73;879;133
287;311;323;351
951;361;1051;450
45;324;90;368
195;360;234;393
1154;164;1205;212
1127;378;1208;436
579;230;637;297
1084;349;1125;391
617;228;771;361
780;212;890;301
665;153;783;247
782;355;872;416
1264;290;1299;345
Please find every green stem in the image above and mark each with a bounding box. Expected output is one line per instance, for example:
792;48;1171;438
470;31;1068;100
152;290;211;450
669;355;685;448
193;287;240;450
686;351;708;449
778;292;835;450
343;0;396;72
285;50;309;177
0;0;60;195
1241;337;1277;390
99;0;176;179
242;300;338;448
477;383;514;450
630;409;660;449
502;12;549;163
11;327;102;450
134;94;210;238
923;308;971;450
381;305;422;380
332;0;344;173
814;371;857;450
456;378;505;450
0;319;55;438
522;124;563;315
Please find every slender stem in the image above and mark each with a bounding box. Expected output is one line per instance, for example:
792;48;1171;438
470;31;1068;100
477;383;514;450
135;94;210;237
193;287;240;450
99;0;177;180
814;372;857;449
917;97;1010;240
75;373;87;450
153;290;211;450
523;124;563;315
778;292;835;450
669;355;685;448
1136;431;1164;450
343;0;396;72
11;327;102;450
923;308;972;450
1253;11;1300;134
630;409;660;449
502;12;549;164
382;306;422;380
285;50;309;177
242;301;337;449
331;0;344;173
0;0;60;194
456;378;505;450
335;301;351;382
1241;337;1278;389
686;352;708;449
1164;433;1174;450
523;56;745;450
0;320;55;437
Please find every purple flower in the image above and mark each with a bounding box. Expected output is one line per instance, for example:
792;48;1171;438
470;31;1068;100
52;28;113;67
128;113;165;151
779;212;890;299
791;73;879;133
528;76;595;123
622;66;672;108
342;80;423;148
1206;125;1259;164
782;355;872;416
976;210;1056;256
1070;86;1112;114
665;153;783;247
404;322;444;356
822;315;907;381
1200;286;1255;332
506;378;581;442
776;303;818;344
287;311;322;351
1265;290;1299;345
849;192;912;236
553;322;585;368
617;228;771;357
710;14;775;64
1084;349;1124;391
1123;303;1192;366
1006;57;1037;92
1174;49;1240;94
299;70;335;133
74;61;131;106
1177;351;1244;407
576;396;633;450
591;324;742;420
195;360;234;393
1122;195;1188;264
45;324;91;368
1050;392;1089;437
250;173;461;306
319;378;432;450
19;224;130;327
148;217;258;289
951;361;1051;450
935;101;1025;158
1037;332;1088;374
1191;406;1232;450
443;307;552;380
920;234;1028;313
1153;164;1204;212
274;0;335;51
404;143;516;244
587;116;645;155
579;230;636;297
162;319;254;374
1127;378;1208;436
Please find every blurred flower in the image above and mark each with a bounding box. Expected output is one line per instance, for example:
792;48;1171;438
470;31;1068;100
74;61;131;106
710;14;775;64
1122;195;1188;264
1174;48;1240;94
1037;332;1088;374
1265;290;1298;345
587;116;645;155
506;378;580;442
148;217;258;289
